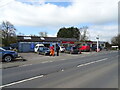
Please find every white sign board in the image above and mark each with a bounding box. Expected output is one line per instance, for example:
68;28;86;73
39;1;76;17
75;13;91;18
112;46;118;48
24;37;31;39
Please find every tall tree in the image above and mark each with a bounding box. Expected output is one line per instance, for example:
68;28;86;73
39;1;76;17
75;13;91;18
105;42;111;49
39;32;48;37
111;34;120;49
57;27;80;40
0;21;17;46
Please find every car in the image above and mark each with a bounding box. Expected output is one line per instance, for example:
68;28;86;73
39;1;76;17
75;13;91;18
91;45;102;51
38;47;50;55
79;45;90;52
0;47;18;62
2;47;13;50
65;46;81;54
60;46;65;52
34;44;44;53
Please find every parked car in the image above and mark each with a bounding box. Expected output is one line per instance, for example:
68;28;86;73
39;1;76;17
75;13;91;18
60;46;65;52
79;45;90;52
34;44;44;53
91;45;102;51
2;47;13;50
38;47;50;55
65;46;81;54
0;47;18;62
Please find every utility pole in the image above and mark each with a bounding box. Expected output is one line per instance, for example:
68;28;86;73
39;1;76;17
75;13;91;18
96;35;99;52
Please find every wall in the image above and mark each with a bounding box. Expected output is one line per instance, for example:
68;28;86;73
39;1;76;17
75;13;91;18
18;42;59;52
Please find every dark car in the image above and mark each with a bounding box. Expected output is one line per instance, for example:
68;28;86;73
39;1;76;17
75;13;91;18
65;46;81;54
0;47;18;62
38;47;50;55
2;47;13;50
91;45;102;51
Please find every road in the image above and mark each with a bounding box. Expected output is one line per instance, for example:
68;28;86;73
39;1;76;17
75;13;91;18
1;51;118;88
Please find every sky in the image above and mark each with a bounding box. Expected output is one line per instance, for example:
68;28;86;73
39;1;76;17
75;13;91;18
0;0;119;43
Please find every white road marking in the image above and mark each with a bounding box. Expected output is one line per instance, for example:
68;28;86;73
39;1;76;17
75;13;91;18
77;58;108;67
0;75;44;88
61;69;64;71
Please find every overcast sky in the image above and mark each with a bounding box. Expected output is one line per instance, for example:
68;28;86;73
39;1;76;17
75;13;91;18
0;0;118;42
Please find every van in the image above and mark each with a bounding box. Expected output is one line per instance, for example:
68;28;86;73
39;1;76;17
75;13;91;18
34;44;44;52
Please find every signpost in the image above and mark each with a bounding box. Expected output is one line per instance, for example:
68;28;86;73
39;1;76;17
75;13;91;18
96;35;99;52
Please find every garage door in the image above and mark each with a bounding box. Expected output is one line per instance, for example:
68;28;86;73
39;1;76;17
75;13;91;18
21;44;31;52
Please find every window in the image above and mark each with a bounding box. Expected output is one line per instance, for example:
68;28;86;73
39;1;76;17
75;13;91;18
35;46;38;48
39;47;43;51
44;47;48;50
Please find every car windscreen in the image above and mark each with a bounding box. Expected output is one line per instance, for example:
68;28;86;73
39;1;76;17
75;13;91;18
66;47;71;50
43;47;49;50
39;47;44;51
73;47;77;49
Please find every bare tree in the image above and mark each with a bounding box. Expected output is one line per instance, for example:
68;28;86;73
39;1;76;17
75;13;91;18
30;34;37;36
0;21;17;46
79;26;89;41
39;32;47;37
18;32;24;36
1;21;16;37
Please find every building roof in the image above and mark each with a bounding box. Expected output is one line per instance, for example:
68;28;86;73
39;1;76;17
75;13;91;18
17;36;78;42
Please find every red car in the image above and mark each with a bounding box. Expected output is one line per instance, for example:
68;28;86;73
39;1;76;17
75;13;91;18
79;45;90;52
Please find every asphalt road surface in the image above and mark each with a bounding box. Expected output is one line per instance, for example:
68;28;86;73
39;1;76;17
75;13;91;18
1;51;118;88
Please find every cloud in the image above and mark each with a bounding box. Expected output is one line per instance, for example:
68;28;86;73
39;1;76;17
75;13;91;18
0;0;118;42
88;25;118;42
0;0;118;27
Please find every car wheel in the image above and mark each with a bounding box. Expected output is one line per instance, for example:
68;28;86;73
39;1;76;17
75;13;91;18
4;55;12;62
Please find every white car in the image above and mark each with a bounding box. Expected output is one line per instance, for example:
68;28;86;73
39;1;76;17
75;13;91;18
34;44;44;53
60;46;65;52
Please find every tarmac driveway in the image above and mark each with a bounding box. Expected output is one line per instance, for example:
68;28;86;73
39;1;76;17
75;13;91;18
2;50;114;69
19;52;97;61
18;53;46;61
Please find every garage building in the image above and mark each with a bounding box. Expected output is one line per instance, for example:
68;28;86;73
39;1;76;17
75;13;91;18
17;36;78;52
